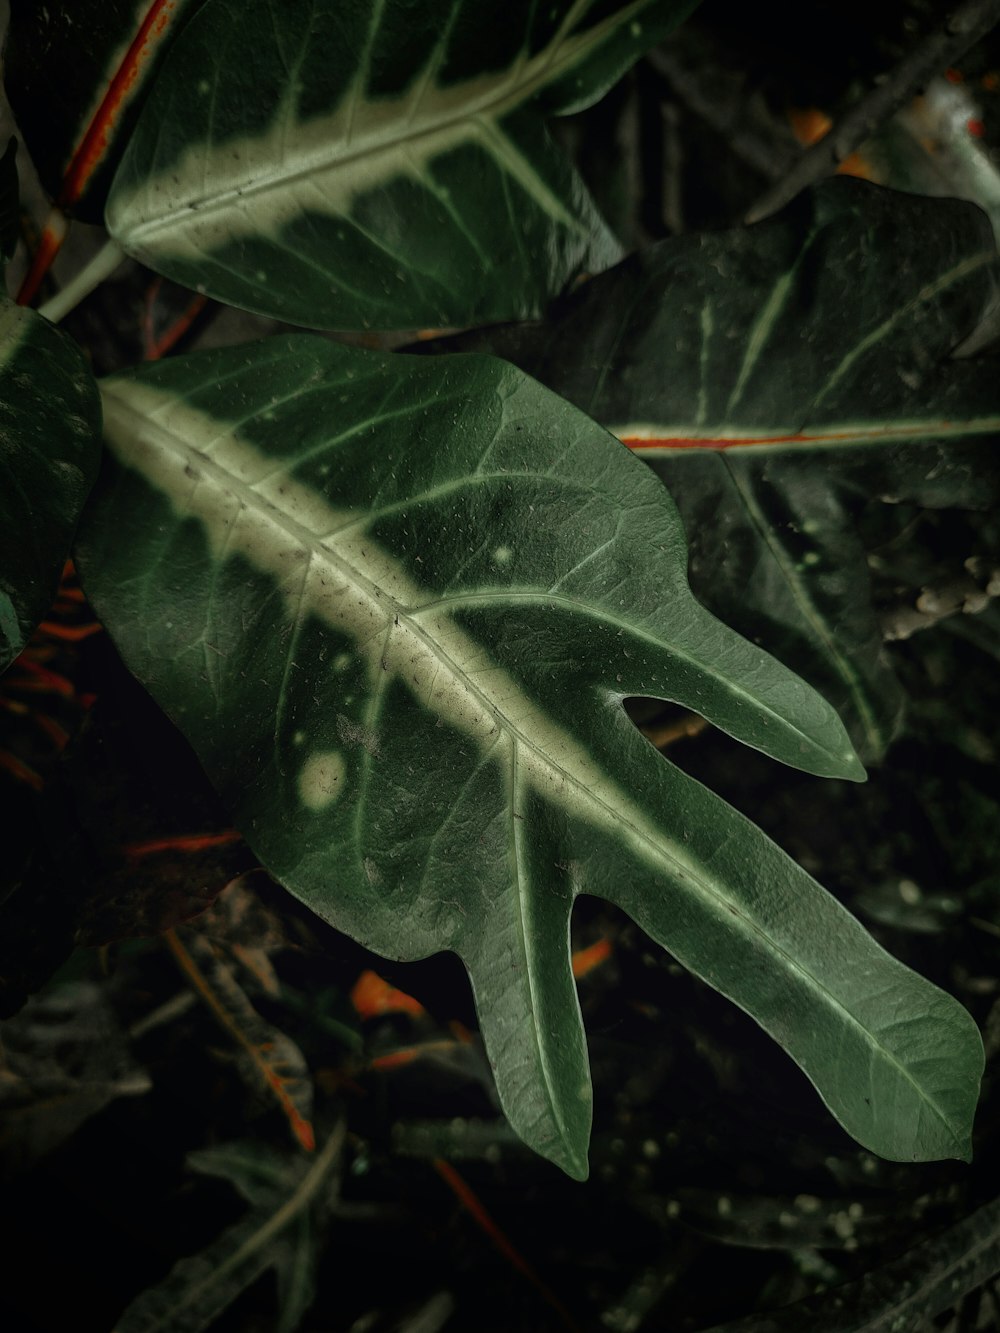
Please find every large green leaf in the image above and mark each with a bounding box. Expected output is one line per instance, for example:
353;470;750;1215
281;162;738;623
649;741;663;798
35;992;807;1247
75;336;983;1178
421;181;1000;759
104;0;699;330
0;298;103;672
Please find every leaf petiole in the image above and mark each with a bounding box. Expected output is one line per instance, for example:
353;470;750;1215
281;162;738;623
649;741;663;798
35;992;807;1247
37;237;126;324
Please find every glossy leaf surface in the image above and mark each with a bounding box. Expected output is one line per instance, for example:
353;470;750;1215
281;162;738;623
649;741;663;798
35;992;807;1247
76;336;982;1177
105;0;699;329
424;180;1000;759
0;298;102;672
3;0;206;220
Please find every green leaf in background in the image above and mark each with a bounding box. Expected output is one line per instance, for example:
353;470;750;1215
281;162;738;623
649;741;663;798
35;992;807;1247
0;981;150;1178
76;335;983;1177
0;298;102;672
113;1128;343;1333
187;1140;326;1333
104;0;700;330
705;1192;1000;1333
422;180;1000;760
2;0;207;221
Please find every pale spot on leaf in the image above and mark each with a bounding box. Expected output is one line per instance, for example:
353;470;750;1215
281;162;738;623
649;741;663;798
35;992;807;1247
298;750;346;810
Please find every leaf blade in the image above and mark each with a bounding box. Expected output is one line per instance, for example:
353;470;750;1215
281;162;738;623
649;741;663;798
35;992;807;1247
76;336;981;1174
105;0;696;328
0;298;103;673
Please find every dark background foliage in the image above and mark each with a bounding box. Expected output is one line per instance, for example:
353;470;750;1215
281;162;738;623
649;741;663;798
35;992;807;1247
2;1;1000;1330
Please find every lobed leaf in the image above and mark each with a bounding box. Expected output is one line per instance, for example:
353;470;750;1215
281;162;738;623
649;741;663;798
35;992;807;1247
104;0;699;330
76;336;983;1177
0;297;102;673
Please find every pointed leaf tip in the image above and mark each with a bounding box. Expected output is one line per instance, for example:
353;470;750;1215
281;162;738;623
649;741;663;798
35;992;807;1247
561;1147;590;1183
838;742;867;784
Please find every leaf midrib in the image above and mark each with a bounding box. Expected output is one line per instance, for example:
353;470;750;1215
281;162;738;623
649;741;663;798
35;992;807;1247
609;415;1000;452
116;0;653;235
805;251;999;416
509;739;569;1143
408;587;846;770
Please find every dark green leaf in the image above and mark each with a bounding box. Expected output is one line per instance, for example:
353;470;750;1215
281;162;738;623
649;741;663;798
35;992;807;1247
187;1139;301;1208
0;297;102;672
76;335;983;1177
656;452;905;762
421;180;1000;759
3;0;207;221
114;1127;343;1333
706;1193;1000;1333
0;981;150;1177
104;0;701;329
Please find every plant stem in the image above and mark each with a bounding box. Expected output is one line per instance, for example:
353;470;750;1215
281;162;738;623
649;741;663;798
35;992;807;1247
745;0;1000;223
37;238;126;323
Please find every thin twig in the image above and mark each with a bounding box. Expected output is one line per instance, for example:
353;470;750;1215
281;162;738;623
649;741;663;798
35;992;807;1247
745;0;1000;223
641;712;709;750
128;989;198;1040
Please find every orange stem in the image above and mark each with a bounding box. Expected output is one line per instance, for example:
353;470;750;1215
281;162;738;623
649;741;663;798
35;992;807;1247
17;1;186;304
0;750;44;791
16;211;70;306
6;658;76;697
164;928;315;1153
147;291;209;360
123;829;242;859
571;937;612;979
433;1158;580;1332
36;620;103;641
58;0;184;208
620;420;1000;452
